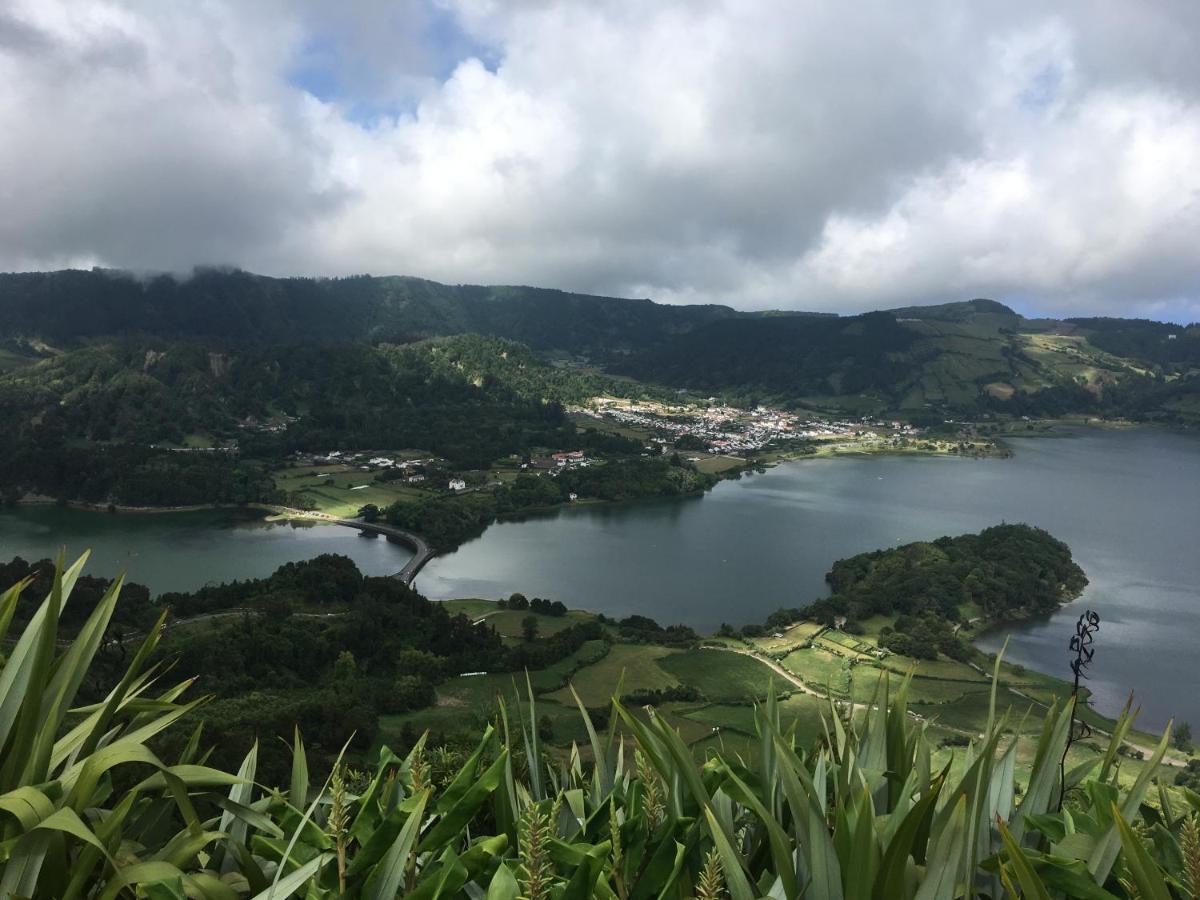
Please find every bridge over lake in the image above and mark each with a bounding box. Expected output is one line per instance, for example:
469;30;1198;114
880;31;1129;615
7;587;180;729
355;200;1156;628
270;508;435;586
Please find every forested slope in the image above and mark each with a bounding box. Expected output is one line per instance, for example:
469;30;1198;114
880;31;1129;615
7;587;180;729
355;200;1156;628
1;268;1197;431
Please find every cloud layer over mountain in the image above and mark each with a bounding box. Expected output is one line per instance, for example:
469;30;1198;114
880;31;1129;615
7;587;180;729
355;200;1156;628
2;1;1198;319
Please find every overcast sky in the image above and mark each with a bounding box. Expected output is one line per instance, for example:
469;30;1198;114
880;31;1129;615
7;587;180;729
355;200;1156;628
2;1;1199;321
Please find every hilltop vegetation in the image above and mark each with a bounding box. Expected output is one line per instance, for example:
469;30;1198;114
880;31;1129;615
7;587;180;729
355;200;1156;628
0;336;583;460
615;310;919;400
799;524;1086;660
2;268;1196;426
0;267;738;354
813;523;1087;624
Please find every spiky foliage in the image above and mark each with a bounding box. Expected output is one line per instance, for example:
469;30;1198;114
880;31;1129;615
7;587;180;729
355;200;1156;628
329;764;350;896
0;554;1192;898
1182;815;1200;898
636;746;664;830
517;802;555;900
695;848;726;900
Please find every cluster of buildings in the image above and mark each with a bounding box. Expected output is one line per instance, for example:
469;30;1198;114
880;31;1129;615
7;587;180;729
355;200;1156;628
296;451;437;484
579;400;890;454
237;414;299;434
522;450;593;473
574;399;929;456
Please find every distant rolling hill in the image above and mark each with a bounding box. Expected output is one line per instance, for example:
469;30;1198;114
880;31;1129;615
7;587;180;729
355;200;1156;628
0;268;742;356
0;267;1196;422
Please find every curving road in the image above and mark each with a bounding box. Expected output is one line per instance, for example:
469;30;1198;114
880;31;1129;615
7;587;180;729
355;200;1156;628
269;508;436;586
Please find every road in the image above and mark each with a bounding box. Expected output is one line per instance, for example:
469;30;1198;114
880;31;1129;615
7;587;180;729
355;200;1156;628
267;507;436;586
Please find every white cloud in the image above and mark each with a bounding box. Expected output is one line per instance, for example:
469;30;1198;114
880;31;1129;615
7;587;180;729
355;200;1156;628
1;0;1198;319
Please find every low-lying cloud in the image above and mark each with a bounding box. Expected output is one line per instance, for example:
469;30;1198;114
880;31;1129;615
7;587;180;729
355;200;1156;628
2;0;1198;320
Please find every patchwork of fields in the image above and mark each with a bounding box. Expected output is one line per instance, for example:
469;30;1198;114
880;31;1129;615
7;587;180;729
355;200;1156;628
377;599;1174;787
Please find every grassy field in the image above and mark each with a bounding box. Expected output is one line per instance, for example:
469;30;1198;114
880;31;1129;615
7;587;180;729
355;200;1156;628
375;639;796;760
781;647;852;694
754;621;825;652
273;464;433;516
692;454;748;475
657;649;790;702
374;598;1181;784
569;411;649;441
437;598;498;619
546;643;681;707
486;608;598;640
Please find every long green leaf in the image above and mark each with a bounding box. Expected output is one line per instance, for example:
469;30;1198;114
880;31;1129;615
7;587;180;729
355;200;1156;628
250;852;333;900
914;795;968;900
1112;803;1171;900
996;816;1052;900
364;790;429;900
1087;723;1171;882
703;806;757;900
289;727;308;807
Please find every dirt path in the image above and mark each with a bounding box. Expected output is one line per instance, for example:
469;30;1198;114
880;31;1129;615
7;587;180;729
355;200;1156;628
702;645;825;699
702;645;980;738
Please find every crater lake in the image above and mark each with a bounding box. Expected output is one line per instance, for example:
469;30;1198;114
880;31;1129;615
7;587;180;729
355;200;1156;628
1;427;1196;728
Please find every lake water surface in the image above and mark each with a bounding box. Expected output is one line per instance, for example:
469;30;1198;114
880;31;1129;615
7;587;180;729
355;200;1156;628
0;428;1196;728
417;428;1200;729
0;507;414;593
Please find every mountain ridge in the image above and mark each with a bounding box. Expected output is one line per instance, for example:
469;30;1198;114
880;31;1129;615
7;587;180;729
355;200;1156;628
0;267;1197;423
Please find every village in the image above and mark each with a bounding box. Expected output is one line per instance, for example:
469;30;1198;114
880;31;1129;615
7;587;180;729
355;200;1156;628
265;394;1007;520
575;396;924;454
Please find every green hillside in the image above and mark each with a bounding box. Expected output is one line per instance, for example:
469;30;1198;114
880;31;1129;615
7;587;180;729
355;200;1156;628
0;268;740;356
0;268;1197;428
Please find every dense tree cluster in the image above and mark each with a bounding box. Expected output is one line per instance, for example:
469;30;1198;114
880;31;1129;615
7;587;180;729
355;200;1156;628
622;685;705;704
0;440;282;508
160;552;365;617
611;613;700;646
499;593;568;615
800;525;1087;660
616;311;918;400
385;457;717;549
878;614;969;661
0;555;156;636
10;552;607;781
559;455;716;501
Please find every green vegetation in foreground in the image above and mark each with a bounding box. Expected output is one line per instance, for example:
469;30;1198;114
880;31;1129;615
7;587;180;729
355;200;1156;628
1;552;1192;898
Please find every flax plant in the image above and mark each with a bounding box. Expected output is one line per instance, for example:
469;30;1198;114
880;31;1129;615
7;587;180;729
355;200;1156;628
1;553;1193;898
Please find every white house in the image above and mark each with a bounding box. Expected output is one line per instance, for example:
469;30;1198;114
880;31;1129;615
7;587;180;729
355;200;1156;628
448;478;467;491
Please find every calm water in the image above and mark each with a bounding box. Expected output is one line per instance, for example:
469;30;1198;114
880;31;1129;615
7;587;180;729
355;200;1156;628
0;507;413;593
0;428;1197;727
417;428;1200;729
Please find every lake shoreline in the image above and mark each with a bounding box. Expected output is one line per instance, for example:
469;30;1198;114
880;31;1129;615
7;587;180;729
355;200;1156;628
13;496;283;516
6;425;1196;732
4;418;1136;521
